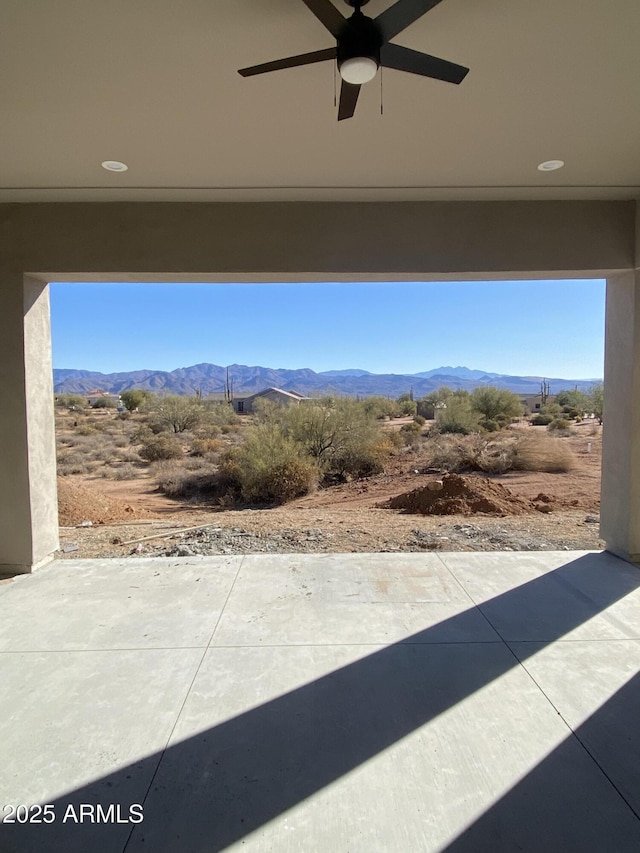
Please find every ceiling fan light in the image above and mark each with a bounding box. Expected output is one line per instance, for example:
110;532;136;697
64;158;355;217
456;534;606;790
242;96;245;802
339;56;378;85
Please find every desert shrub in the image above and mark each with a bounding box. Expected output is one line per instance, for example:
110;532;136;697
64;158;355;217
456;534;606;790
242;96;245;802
399;421;423;447
361;396;399;419
116;411;132;421
231;423;318;504
90;446;117;463
260;397;391;481
55;394;87;409
531;413;554;426
413;415;426;426
100;463;139;480
548;418;572;434
153;458;236;503
120;389;154;412
75;424;98;436
422;433;518;474
138;433;183;461
84;418;108;432
146;395;203;433
119;447;143;463
396;397;417;416
332;439;393;480
512;434;574;473
91;396;118;409
57;435;77;447
421;432;575;475
56;453;91;475
562;407;582;420
195;423;221;438
190;437;224;457
202;402;239;429
435;396;482;435
470;386;522;429
588;381;604;424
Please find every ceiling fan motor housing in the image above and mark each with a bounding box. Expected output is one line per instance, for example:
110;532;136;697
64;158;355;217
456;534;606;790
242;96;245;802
337;12;382;71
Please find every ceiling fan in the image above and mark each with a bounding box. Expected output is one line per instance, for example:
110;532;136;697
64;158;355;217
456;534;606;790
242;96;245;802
238;0;469;121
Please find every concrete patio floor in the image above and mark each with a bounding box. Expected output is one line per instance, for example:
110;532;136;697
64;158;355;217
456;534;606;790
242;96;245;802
2;550;640;852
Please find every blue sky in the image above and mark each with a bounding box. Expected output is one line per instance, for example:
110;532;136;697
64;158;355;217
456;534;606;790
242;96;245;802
50;279;605;378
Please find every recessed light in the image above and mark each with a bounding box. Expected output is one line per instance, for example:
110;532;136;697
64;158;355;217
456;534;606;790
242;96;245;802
537;159;565;172
101;160;129;172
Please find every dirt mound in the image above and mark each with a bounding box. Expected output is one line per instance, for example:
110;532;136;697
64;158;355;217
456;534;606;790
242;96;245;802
57;478;155;526
385;473;545;517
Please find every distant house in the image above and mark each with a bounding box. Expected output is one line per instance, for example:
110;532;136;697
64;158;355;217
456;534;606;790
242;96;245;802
520;394;556;414
232;387;309;414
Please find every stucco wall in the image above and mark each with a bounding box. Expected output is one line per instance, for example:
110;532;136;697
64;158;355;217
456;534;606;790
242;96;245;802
0;200;634;279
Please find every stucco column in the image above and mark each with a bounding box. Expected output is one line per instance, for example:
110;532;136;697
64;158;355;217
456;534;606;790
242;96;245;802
0;275;58;573
601;271;640;562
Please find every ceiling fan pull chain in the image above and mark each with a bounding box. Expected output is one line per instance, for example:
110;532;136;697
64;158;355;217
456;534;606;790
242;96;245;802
333;59;337;107
380;64;384;115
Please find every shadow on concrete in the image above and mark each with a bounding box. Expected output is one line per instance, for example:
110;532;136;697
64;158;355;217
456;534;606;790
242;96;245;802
444;670;640;852
2;552;640;852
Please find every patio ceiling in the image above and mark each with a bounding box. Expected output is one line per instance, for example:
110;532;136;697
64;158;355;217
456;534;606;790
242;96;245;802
1;0;640;203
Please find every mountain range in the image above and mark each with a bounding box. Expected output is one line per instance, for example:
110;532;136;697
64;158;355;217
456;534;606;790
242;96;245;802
53;364;600;399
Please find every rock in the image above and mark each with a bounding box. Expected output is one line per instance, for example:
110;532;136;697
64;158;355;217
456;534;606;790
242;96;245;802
584;515;600;524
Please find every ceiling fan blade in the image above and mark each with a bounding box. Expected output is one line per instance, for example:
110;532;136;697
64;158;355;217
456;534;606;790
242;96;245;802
239;47;337;77
381;43;468;83
338;80;361;121
300;0;346;38
375;0;445;42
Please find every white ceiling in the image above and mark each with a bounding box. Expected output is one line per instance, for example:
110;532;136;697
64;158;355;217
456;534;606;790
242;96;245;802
2;0;640;202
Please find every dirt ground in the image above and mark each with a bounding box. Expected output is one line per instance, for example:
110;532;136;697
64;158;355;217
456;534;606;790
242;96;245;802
57;425;604;559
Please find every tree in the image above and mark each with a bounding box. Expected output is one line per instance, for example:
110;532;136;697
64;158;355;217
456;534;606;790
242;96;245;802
396;393;417;416
55;394;87;409
361;396;398;419
435;394;482;435
588;381;604;424
150;395;203;433
121;389;153;412
470;386;522;429
91;395;118;409
254;397;390;481
554;388;587;413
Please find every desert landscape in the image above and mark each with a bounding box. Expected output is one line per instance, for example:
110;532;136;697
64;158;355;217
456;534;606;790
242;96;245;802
54;396;603;560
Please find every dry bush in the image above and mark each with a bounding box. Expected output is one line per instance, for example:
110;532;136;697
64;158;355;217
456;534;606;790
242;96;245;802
421;434;501;473
547;418;572;435
512;434;574;473
57;435;77;447
153;459;230;502
331;438;394;480
421;431;573;475
138;433;183;462
190;437;224;457
115;447;142;463
75;424;98;436
100;462;140;480
56;453;92;476
399;421;423;447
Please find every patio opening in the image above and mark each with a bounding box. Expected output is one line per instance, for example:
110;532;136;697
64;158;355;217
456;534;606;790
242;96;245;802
50;278;605;562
